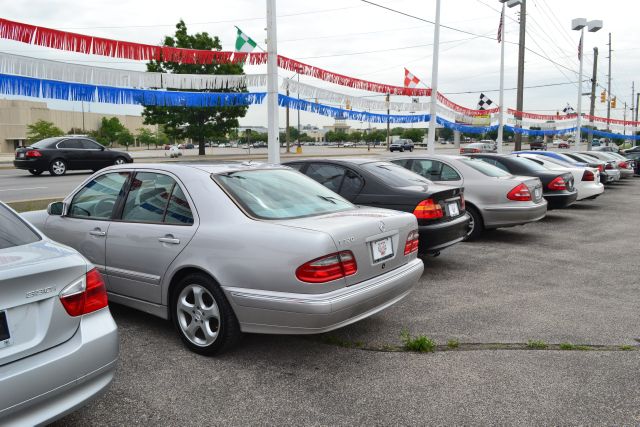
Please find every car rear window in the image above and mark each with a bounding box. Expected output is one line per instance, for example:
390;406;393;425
29;137;62;148
508;156;548;172
459;158;511;177
361;161;431;188
0;204;41;249
214;169;354;220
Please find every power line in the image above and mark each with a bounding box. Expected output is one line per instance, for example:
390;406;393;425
443;79;589;95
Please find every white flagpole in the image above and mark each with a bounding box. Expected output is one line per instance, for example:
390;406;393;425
575;29;584;151
497;4;505;153
427;0;441;154
266;0;280;164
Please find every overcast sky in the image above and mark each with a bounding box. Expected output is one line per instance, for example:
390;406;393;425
1;0;637;129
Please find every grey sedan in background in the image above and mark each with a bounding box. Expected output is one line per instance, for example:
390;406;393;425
23;163;423;355
580;151;635;178
0;202;118;425
389;155;547;239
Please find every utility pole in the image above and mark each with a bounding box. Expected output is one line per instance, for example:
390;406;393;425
81;101;85;133
514;0;527;151
631;81;635;129
587;47;598;150
386;93;390;150
297;71;301;152
606;32;612;131
266;0;280;164
285;87;290;153
623;102;627;137
427;0;441;154
636;92;640;122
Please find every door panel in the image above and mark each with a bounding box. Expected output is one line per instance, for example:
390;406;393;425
44;216;109;274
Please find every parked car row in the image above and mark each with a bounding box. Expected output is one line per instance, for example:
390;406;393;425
2;144;636;424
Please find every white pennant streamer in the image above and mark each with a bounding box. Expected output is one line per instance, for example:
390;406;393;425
0;52;267;90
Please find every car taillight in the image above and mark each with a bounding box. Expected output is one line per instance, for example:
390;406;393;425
296;251;357;283
413;199;443;219
619;161;629;169
472;148;481;153
605;163;613;170
25;150;41;158
459;148;464;154
548;176;567;191
506;183;532;201
404;230;419;255
59;268;108;317
581;170;595;181
597;164;604;172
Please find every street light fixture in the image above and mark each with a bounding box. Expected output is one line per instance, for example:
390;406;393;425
572;17;602;150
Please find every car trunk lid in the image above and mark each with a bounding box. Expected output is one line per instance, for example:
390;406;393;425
273;207;418;287
0;241;86;366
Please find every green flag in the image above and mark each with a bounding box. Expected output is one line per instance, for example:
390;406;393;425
235;27;257;52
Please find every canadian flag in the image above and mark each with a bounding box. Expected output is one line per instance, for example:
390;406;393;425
404;68;421;88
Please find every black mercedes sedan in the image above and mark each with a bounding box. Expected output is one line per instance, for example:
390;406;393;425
14;136;133;176
285;158;470;256
466;153;578;209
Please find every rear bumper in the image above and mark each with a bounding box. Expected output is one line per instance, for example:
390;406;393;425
13;159;48;170
225;258;424;334
482;199;548;229
418;214;469;254
0;308;119;426
576;182;605;200
619;168;634;178
544;190;578;209
604;170;621;182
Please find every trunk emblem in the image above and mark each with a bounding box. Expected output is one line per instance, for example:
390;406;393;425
26;286;57;298
379;221;386;232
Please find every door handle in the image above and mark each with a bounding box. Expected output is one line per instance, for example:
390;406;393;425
89;229;106;237
159;236;180;245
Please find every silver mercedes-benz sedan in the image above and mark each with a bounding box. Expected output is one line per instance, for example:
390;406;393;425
0;202;118;425
23;163;423;355
389;154;547;239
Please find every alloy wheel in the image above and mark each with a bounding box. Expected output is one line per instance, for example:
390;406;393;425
51;160;66;175
176;284;220;347
114;158;126;165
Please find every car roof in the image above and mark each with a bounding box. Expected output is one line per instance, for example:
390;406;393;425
386;153;467;161
284;157;383;166
108;161;291;175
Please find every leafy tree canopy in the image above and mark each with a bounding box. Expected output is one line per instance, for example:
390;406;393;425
27;120;64;143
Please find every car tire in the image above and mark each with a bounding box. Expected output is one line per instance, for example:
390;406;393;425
464;205;484;241
400;147;405;152
113;157;127;165
409;147;413;152
172;272;241;355
28;169;43;176
49;159;67;176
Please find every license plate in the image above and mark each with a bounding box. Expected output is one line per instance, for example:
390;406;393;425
371;237;393;262
17;153;24;158
447;202;459;217
0;311;10;347
534;188;541;199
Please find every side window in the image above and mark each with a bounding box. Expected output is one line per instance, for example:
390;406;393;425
411;159;440;181
340;169;364;198
440;163;461;181
285;163;305;172
121;173;174;223
58;140;82;149
165;186;194;225
80;139;102;150
305;163;346;192
482;158;510;172
69;172;130;220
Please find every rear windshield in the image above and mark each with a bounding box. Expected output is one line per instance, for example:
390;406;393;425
361;161;431;188
214;169;354;220
459;158;511;177
537;156;574;168
29;137;63;148
509;156;548;172
0;204;41;249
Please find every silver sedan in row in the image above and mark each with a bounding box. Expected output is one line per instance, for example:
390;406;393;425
23;163;424;355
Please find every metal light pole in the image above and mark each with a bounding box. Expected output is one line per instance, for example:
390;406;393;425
572;18;603;151
266;0;280;163
514;0;526;151
297;70;301;153
427;0;441;154
587;47;598;150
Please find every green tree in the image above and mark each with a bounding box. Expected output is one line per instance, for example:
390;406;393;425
137;128;157;149
90;117;128;146
391;127;405;136
348;131;363;143
143;20;248;155
67;127;85;135
26;120;64;143
401;128;425;142
439;128;454;141
117;129;134;148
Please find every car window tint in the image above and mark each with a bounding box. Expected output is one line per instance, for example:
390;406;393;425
340;169;364;197
30;137;62;148
410;159;439;180
509;156;548;172
69;172;129;219
478;158;510;172
440;163;461;181
305;163;346;192
389;159;410;168
122;172;174;223
215;169;354;220
362;161;430;188
0;204;40;249
80;139;102;150
459;159;511;177
164;185;194;225
285;163;305;171
58;140;82;149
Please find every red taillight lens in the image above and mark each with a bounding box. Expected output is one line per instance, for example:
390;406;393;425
506;183;532;201
548;176;567;191
296;251;357;283
404;230;420;255
605;163;613;170
59;268;108;317
25;150;41;158
582;170;595;181
619;161;629;169
597;164;604;172
413;199;444;219
459;148;464;154
473;148;481;153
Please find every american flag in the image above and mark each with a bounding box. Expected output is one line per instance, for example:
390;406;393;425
578;33;583;60
497;8;504;43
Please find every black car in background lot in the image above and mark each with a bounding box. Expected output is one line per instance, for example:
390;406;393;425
529;140;547;150
466;153;578;209
285;158;470;255
389;139;414;152
14;136;133;176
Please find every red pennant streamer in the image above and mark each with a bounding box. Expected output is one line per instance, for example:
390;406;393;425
0;18;37;43
508;109;577;121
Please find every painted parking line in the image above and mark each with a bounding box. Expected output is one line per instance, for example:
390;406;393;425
0;186;48;192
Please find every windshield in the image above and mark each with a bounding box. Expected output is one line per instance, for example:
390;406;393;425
459;158;511;177
0;204;41;249
214;169;354;220
361;161;431;188
29;137;62;148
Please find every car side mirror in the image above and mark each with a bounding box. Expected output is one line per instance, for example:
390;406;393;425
47;201;65;216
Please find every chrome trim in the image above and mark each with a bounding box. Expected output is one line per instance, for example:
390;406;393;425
107;266;160;284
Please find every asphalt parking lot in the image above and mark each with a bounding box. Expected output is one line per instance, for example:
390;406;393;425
54;178;640;425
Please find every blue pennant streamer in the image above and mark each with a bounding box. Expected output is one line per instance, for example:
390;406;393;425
587;128;640;141
0;73;266;107
505;126;577;136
